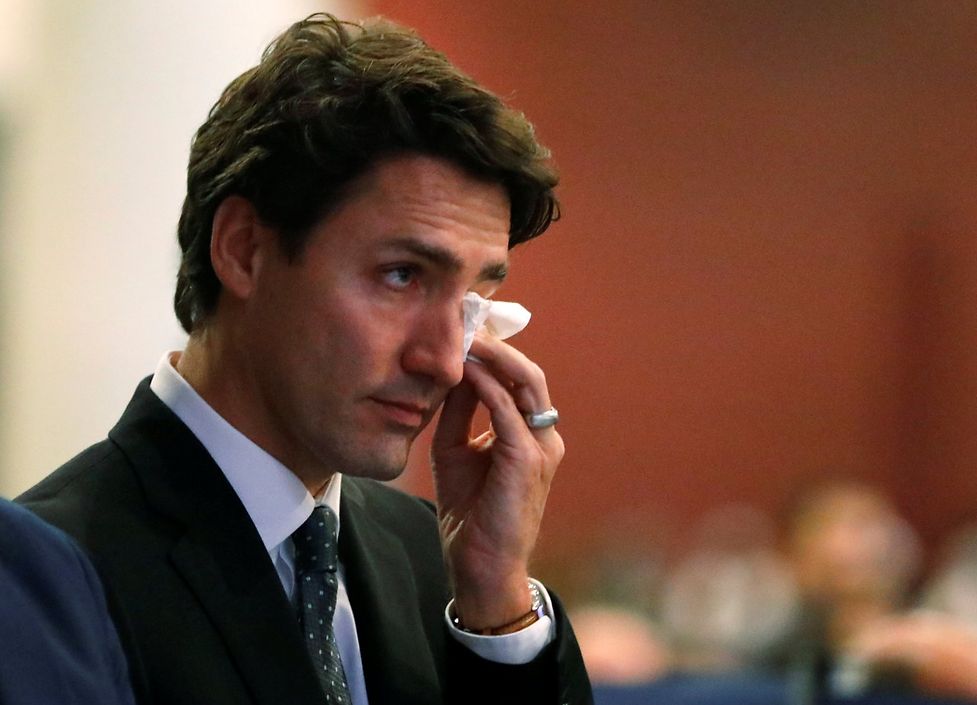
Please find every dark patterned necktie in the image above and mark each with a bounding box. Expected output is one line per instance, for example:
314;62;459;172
292;506;352;704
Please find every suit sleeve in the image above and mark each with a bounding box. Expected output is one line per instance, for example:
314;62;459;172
0;500;137;705
69;534;140;705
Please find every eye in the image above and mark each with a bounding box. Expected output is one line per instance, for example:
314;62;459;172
381;265;418;291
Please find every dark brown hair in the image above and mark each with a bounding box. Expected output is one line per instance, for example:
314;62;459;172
174;13;559;332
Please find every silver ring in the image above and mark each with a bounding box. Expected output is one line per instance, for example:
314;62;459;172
525;406;559;429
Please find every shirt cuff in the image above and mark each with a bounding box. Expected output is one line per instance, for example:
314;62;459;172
443;578;557;665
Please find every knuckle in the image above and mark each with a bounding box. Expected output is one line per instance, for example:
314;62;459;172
553;433;565;459
549;435;565;466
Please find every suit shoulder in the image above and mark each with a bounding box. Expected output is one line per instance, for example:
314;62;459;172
16;438;142;541
0;497;84;569
19;439;120;498
0;499;136;705
0;497;109;646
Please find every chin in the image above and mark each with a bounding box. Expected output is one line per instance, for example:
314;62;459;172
342;460;407;483
339;443;411;482
371;465;408;482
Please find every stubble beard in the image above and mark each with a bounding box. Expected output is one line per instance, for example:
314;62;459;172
330;428;416;482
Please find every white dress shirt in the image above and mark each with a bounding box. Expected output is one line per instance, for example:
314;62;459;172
149;353;555;705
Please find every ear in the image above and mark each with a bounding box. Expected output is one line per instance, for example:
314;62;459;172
210;196;272;301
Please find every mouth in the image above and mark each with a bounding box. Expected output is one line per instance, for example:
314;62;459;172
368;398;430;429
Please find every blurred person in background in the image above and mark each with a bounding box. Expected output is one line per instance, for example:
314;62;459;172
0;497;136;705
840;521;977;700
549;511;674;686
569;604;671;685
846;609;977;701
662;504;798;672
919;523;977;628
761;480;923;699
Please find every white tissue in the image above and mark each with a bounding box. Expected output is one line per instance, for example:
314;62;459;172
462;292;531;360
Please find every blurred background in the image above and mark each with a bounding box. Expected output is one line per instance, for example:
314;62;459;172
2;1;977;702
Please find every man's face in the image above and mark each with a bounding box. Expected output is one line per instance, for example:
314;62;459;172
238;154;510;484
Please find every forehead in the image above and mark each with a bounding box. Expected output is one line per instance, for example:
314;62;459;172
341;154;511;241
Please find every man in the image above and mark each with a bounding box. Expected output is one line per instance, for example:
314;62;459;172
0;498;135;705
18;13;591;705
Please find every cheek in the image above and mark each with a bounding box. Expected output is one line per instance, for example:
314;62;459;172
265;268;412;380
318;297;408;375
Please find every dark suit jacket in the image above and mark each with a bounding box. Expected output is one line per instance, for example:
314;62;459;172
0;497;136;705
18;379;591;705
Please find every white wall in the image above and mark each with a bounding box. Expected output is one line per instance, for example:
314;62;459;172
0;0;361;495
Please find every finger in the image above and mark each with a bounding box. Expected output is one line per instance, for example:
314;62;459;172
462;358;539;446
469;428;495;452
467;334;552;417
432;375;480;452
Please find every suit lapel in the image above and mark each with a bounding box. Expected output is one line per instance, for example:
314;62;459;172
110;380;325;705
340;479;444;705
168;528;324;705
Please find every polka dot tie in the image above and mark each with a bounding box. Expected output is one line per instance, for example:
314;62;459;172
292;506;351;705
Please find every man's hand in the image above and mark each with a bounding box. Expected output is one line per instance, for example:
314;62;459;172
847;611;977;699
431;333;564;631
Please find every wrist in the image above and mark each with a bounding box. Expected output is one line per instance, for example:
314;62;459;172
451;572;529;629
451;580;545;635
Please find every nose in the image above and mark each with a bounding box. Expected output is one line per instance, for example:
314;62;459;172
400;299;466;389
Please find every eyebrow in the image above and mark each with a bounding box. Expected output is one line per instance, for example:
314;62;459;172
387;237;508;283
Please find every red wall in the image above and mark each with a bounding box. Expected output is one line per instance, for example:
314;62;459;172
371;1;977;565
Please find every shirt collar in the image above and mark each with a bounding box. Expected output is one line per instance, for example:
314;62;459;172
149;351;342;551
